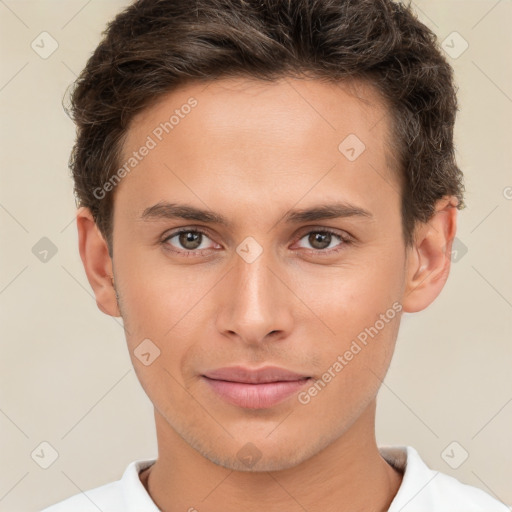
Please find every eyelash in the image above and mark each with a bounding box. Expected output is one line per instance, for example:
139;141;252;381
161;227;353;257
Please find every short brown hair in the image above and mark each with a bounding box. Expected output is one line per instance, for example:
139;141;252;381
67;0;465;255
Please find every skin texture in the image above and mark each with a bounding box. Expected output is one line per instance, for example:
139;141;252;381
77;77;458;512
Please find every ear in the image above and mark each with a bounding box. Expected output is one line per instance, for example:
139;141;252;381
402;196;459;313
76;206;121;318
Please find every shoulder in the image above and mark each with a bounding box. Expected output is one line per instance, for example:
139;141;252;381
381;445;510;512
39;459;158;512
39;481;124;512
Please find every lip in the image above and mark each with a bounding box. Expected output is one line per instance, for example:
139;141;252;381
201;366;311;409
203;366;309;384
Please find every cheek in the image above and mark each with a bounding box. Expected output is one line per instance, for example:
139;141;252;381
115;246;204;333
293;250;404;332
297;306;401;426
114;250;215;388
293;248;404;388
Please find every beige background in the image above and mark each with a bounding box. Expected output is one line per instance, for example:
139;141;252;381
0;1;511;510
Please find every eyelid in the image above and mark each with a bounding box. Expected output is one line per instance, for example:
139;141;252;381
292;227;353;253
161;226;219;248
161;225;354;256
294;225;353;240
162;226;212;240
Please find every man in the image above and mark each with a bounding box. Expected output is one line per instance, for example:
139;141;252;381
42;0;509;510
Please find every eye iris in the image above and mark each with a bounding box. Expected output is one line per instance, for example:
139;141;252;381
179;231;202;250
309;232;331;250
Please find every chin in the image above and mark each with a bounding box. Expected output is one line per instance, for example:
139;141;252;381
210;450;310;473
190;431;335;473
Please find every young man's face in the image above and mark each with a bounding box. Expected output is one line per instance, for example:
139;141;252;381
79;77;454;471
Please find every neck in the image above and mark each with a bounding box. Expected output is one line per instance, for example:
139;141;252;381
140;401;402;512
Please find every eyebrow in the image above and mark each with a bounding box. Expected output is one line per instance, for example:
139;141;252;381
139;201;373;226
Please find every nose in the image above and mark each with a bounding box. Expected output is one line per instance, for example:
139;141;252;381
215;248;294;346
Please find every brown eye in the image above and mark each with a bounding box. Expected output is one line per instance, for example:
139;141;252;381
178;231;202;250
163;229;217;252
296;230;346;252
308;232;332;250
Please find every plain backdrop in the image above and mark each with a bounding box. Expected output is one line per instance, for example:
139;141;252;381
0;1;511;510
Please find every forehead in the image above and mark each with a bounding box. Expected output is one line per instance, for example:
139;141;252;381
123;75;392;155
115;76;399;222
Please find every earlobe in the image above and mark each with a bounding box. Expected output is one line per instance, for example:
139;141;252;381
76;207;121;318
402;197;459;313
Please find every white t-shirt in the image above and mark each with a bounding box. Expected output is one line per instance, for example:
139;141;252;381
40;446;510;511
